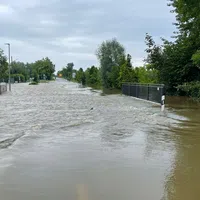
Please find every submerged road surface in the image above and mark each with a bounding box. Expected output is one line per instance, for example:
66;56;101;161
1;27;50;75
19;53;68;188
0;79;200;200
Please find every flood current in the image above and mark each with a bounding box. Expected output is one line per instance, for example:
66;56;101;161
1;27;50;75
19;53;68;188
0;78;200;200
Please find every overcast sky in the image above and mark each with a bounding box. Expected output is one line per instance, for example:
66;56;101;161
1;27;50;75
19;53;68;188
0;0;175;71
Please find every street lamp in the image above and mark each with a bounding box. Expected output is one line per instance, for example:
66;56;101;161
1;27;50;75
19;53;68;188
5;43;11;91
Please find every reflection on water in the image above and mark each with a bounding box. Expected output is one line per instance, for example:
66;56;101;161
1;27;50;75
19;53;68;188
164;96;200;200
0;80;200;200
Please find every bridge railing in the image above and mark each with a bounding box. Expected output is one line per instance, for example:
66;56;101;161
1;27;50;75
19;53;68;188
122;83;166;105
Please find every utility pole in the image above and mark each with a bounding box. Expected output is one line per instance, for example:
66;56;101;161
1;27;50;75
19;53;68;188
5;43;11;91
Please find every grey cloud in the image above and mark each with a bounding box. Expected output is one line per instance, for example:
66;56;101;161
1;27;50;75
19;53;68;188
0;0;175;70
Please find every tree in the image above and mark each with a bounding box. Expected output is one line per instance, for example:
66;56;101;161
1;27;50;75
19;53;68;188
96;38;125;88
145;33;200;89
85;66;101;88
126;54;132;69
66;63;74;80
118;54;138;87
145;1;200;95
192;50;200;69
81;72;86;85
60;63;74;80
33;71;39;83
11;61;28;81
168;0;200;40
135;65;159;84
0;49;8;81
9;57;55;82
11;74;25;82
75;68;86;84
110;65;120;89
26;62;35;80
34;57;55;80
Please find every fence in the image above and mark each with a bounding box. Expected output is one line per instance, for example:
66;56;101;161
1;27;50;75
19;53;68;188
0;78;15;84
0;83;7;94
122;83;166;105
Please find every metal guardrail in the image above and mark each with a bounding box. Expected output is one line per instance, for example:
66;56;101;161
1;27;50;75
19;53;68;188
0;83;7;95
122;83;166;105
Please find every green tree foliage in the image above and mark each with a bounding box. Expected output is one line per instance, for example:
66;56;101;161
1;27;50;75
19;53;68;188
11;61;25;74
11;61;28;81
0;49;8;81
33;71;39;83
75;68;86;85
145;33;200;91
192;50;200;68
119;56;132;85
60;65;101;88
58;39;160;91
177;81;200;100
85;66;101;88
33;57;55;80
66;63;74;80
59;63;74;80
168;0;200;40
118;54;138;87
110;65;121;89
135;65;159;84
10;74;25;82
96;38;125;88
26;63;35;79
9;57;55;82
145;1;200;96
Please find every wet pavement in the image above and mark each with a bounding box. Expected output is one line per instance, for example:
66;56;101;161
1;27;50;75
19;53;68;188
0;79;200;200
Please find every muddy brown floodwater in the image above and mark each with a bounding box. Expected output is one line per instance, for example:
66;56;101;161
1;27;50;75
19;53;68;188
0;79;200;200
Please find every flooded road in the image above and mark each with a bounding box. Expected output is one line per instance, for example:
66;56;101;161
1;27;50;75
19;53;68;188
0;79;199;200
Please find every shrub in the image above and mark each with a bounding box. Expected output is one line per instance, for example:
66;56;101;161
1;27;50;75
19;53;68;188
177;82;200;100
29;81;38;85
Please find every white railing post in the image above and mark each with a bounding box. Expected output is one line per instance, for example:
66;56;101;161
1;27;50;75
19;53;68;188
161;95;165;111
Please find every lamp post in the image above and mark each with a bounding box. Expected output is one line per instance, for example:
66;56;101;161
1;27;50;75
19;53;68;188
5;43;11;91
